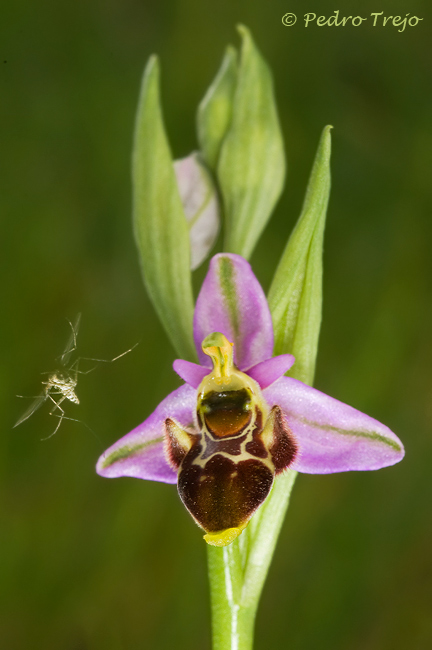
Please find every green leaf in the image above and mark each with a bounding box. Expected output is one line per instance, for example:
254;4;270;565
197;46;238;172
268;125;332;385
132;56;196;362
218;25;286;260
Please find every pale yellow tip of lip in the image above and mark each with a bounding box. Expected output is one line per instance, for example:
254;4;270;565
204;525;246;547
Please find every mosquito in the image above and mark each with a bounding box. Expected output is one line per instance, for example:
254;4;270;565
14;314;137;440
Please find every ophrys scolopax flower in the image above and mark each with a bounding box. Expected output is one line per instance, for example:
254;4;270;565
97;254;404;546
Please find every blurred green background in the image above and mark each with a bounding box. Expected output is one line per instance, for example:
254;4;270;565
1;0;431;648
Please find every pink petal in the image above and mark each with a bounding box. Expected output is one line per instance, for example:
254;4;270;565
96;384;196;484
173;359;208;388
174;153;220;270
194;253;274;369
264;378;404;473
246;354;295;389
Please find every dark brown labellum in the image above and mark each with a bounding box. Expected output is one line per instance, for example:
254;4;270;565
164;397;298;545
164;331;298;545
178;454;274;533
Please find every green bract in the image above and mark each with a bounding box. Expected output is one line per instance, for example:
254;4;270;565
132;56;196;361
269;125;332;384
197;46;238;172
216;25;286;260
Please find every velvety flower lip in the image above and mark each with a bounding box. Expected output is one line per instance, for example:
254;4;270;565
97;252;404;486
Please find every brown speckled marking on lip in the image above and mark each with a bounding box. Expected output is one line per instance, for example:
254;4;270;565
245;410;268;459
201;429;249;460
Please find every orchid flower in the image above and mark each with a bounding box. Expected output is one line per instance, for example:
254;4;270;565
97;253;404;546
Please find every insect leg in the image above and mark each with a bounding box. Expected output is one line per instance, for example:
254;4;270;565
41;413;103;446
41;395;66;439
60;313;82;366
47;394;66;417
75;342;139;367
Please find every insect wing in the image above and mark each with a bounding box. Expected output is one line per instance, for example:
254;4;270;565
14;393;48;428
60;313;81;366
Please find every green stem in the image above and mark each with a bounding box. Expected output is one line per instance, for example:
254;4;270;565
207;470;297;650
207;542;254;650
